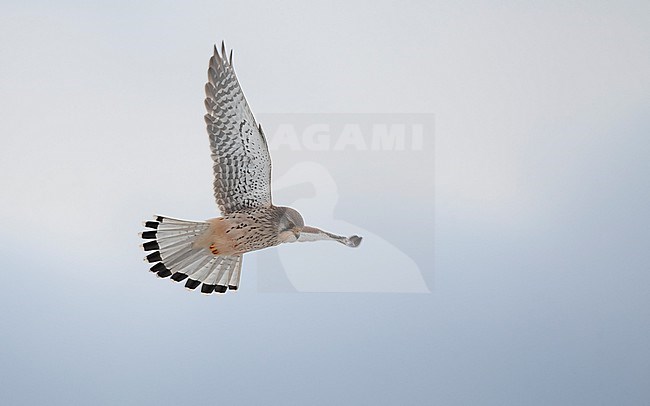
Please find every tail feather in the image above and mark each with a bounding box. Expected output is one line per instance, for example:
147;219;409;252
173;251;210;273
182;255;214;277
164;247;203;269
155;238;196;251
204;257;228;285
140;215;244;294
217;256;236;286
186;257;218;283
228;257;242;289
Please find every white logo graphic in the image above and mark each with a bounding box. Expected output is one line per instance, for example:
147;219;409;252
255;113;433;293
257;161;429;293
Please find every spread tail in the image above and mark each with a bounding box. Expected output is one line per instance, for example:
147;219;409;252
140;215;243;294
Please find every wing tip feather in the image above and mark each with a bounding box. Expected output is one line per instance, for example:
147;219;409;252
347;235;363;248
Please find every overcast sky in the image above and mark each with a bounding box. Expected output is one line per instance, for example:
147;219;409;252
1;1;649;405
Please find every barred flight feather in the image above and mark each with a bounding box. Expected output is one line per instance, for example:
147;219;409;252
140;215;243;294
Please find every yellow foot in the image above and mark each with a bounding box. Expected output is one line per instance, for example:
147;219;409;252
209;244;220;255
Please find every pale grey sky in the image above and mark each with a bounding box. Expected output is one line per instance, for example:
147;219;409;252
1;1;649;405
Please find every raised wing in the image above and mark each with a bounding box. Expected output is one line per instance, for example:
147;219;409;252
298;226;362;248
204;42;272;215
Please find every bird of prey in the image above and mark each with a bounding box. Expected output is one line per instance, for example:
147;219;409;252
140;42;362;295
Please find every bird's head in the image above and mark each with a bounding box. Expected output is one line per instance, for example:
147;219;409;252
276;206;305;243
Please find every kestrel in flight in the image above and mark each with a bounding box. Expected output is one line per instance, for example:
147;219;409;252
140;42;362;294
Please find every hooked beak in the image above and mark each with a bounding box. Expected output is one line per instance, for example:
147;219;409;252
292;227;301;240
